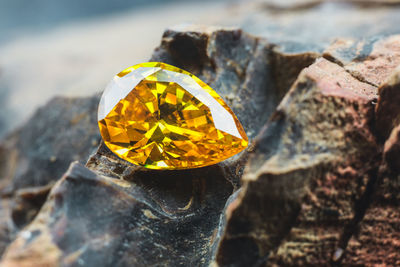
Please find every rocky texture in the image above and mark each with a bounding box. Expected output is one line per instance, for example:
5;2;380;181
216;57;380;266
2;162;233;266
214;32;400;265
0;95;101;191
1;4;400;267
10;183;53;230
0;27;319;266
341;72;400;266
0;95;101;255
375;65;400;140
323;35;400;88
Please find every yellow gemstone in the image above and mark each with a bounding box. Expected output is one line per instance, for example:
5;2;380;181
98;62;248;169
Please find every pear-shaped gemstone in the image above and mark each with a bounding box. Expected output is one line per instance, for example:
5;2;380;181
98;62;248;169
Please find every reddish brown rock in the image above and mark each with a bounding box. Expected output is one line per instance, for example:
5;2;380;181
323;35;400;87
375;66;400;140
383;124;400;174
216;58;380;266
343;125;400;266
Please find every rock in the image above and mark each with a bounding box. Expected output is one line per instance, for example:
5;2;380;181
383;124;400;174
270;47;320;100
342;124;400;266
326;37;400;266
259;0;400;11
323;35;400;87
0;197;11;256
1;162;233;266
216;57;381;266
10;184;53;230
0;95;101;191
375;65;400;140
0;95;101;256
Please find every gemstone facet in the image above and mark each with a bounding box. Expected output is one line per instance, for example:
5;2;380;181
98;62;248;169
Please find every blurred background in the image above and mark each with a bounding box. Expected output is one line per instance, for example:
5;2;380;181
1;0;400;138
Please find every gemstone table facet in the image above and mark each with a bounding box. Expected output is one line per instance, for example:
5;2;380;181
98;62;248;169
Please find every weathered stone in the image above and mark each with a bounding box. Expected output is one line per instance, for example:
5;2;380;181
342;125;400;265
375;65;400;140
1;162;234;266
0;95;101;191
383;124;400;174
341;63;400;266
323;35;400;87
10;184;53;230
270;48;320;100
0;95;101;258
216;58;380;266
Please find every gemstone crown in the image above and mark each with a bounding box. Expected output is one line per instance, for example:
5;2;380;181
98;62;248;169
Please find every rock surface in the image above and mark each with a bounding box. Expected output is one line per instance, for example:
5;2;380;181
0;95;101;255
216;56;379;266
342;70;400;266
215;34;400;265
1;2;400;266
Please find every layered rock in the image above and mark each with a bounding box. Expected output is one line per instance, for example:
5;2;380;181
216;36;400;265
342;66;400;266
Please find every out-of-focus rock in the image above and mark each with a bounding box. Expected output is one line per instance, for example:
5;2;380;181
0;95;101;256
375;65;400;140
233;0;400;57
0;95;101;191
258;0;323;10
383;125;400;174
323;35;400;87
0;197;11;256
270;48;320;99
342;124;400;266
10;184;53;230
258;0;400;11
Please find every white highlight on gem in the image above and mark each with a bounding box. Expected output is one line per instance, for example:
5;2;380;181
98;67;161;120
